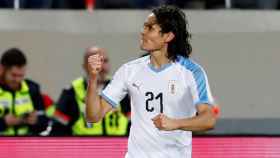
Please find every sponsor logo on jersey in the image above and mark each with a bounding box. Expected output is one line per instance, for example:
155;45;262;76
132;83;141;91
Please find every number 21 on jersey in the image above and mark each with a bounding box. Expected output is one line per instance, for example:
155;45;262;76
145;92;163;113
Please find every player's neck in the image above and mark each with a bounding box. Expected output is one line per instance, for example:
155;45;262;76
150;49;170;69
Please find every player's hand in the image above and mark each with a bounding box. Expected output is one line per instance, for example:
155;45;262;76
4;114;23;126
87;54;103;78
152;114;178;131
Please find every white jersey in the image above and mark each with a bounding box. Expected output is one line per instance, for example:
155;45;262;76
101;55;214;158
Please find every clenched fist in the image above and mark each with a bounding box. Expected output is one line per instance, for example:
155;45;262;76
87;54;104;78
152;113;178;131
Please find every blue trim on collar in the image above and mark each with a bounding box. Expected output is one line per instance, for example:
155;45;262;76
148;62;172;73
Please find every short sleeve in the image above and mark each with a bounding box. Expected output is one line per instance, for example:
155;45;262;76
190;66;215;106
100;64;128;108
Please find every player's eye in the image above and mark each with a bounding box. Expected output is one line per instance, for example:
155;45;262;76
143;24;153;30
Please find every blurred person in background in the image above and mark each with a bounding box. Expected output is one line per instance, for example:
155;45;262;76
0;0;53;9
95;0;134;9
0;48;49;136
50;46;130;136
231;0;279;9
165;0;205;9
205;0;225;9
132;0;164;9
0;0;77;9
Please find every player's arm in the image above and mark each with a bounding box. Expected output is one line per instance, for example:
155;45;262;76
86;53;128;123
153;65;217;132
152;104;216;132
178;64;217;131
86;77;112;123
85;54;113;123
178;104;216;131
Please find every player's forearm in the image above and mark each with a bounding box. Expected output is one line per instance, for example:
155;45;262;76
175;110;216;132
85;77;103;123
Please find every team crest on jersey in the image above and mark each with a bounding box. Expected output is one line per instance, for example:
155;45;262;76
168;80;176;94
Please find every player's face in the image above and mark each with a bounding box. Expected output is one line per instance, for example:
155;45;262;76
3;66;26;90
140;13;166;52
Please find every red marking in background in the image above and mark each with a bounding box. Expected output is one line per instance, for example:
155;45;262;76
85;0;95;12
0;137;279;158
42;94;54;109
53;110;70;124
212;105;220;117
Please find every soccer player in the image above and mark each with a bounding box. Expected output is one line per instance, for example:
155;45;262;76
86;5;217;158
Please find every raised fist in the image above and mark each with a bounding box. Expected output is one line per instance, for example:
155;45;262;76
87;54;104;78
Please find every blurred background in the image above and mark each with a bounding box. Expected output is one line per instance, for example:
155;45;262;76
0;0;279;157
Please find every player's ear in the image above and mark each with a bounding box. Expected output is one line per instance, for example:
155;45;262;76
164;32;175;43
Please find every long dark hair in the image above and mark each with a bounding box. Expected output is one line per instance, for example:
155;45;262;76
152;5;192;60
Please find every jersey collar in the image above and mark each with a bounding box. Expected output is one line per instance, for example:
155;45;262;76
148;62;172;73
